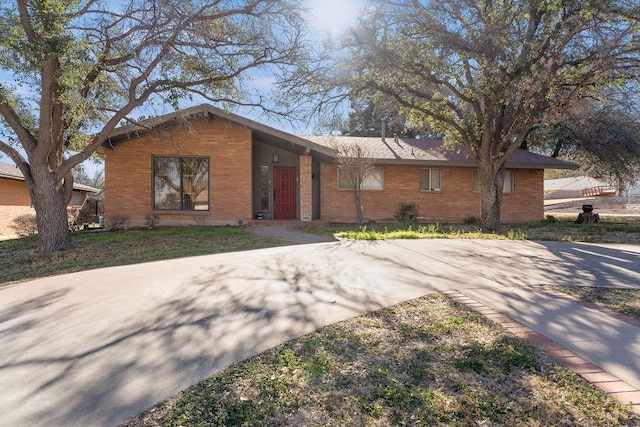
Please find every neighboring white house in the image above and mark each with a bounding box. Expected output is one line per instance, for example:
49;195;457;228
544;176;610;199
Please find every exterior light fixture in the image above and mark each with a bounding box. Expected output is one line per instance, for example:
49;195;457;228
272;150;280;163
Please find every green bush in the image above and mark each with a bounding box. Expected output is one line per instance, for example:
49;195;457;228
394;201;419;221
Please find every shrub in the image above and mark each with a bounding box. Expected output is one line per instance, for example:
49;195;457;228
463;215;480;224
394;201;419;221
542;214;559;224
10;214;38;236
506;228;528;240
107;214;130;231
145;213;160;229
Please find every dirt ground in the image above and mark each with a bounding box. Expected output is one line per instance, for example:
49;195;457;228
544;195;640;216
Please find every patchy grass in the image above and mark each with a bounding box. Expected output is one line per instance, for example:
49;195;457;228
123;294;638;426
547;286;640;320
333;224;526;241
0;227;287;284
299;216;640;243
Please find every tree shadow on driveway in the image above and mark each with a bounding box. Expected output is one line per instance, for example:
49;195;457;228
0;242;418;427
1;239;638;427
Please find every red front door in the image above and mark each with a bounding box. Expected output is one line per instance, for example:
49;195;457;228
274;166;296;219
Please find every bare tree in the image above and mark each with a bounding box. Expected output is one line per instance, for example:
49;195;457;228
0;0;307;251
333;141;376;227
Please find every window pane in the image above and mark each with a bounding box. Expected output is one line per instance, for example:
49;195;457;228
420;169;429;190
421;168;441;191
503;169;514;193
473;169;513;193
181;158;209;210
431;169;441;191
71;191;83;206
338;167;383;190
154;157;209;211
338;167;354;189
260;165;269;210
154;157;181;210
362;168;384;190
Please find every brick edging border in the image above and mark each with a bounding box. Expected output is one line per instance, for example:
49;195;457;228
443;290;640;415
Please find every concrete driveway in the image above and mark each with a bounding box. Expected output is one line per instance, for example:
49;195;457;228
1;239;639;426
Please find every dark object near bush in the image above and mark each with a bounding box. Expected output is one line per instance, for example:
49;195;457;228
576;205;599;224
395;202;419;221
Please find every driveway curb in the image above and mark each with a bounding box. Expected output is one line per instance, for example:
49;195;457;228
443;289;640;415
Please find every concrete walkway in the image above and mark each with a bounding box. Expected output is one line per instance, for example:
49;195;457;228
1;238;639;426
248;224;337;244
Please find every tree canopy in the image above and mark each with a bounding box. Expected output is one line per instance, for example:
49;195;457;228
298;0;640;231
530;99;640;190
0;0;308;251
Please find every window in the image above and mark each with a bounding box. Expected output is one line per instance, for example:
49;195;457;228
503;169;515;193
71;191;83;206
472;169;515;193
259;165;269;211
420;168;441;191
153;156;209;210
338;167;384;190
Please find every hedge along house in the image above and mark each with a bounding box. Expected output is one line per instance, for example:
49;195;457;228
102;104;576;227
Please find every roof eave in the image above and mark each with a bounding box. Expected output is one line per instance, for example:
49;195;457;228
505;161;579;170
104;104;337;160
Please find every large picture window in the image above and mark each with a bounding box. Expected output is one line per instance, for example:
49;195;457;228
420;168;442;191
338;167;384;190
153;156;209;210
472;169;515;194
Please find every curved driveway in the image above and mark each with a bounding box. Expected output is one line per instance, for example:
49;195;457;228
1;239;639;426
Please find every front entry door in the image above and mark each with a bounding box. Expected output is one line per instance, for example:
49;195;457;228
274;166;296;219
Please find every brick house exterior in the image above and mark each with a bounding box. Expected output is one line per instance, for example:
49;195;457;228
102;104;575;227
0;162;99;235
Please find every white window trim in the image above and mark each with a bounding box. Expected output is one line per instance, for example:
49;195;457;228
472;169;515;194
337;166;384;190
420;168;442;192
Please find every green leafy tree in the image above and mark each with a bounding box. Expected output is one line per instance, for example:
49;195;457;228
309;0;640;232
0;0;307;251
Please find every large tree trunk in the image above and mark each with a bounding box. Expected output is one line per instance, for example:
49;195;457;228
30;168;73;252
477;162;505;233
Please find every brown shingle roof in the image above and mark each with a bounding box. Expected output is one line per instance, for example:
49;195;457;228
0;162;100;192
102;103;575;170
0;162;23;180
304;136;577;170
